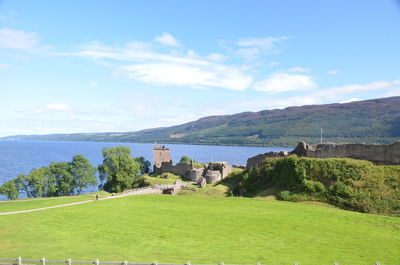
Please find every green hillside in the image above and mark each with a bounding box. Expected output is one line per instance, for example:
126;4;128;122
3;96;400;146
0;195;399;265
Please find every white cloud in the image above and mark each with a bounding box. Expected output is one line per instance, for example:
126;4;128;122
124;62;252;91
267;61;279;67
340;98;360;103
254;72;317;94
288;66;310;73
45;103;73;112
318;80;400;98
207;53;225;62
154;32;180;47
236;79;400;112
0;63;8;69
236;47;260;60
0;28;39;50
234;36;290;60
64;38;253;91
327;69;339;75
89;81;97;87
236;36;291;50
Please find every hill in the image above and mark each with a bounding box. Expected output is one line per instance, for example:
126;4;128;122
3;96;400;146
0;195;399;264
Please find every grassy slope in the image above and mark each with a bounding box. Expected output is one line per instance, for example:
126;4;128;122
234;156;400;216
0;195;399;265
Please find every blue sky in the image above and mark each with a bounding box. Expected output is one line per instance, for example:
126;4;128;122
0;0;399;137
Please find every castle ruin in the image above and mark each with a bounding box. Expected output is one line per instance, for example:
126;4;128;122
153;145;232;185
153;145;172;168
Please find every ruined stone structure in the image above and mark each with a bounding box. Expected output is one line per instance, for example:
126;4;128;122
153;145;232;185
153;145;171;168
294;141;400;165
246;150;289;169
246;141;400;169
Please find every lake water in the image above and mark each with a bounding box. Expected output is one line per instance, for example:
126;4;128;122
0;140;292;199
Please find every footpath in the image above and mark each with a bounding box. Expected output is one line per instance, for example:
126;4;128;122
0;182;191;216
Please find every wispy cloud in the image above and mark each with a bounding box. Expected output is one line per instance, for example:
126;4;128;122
288;66;310;73
235;36;291;60
124;62;252;90
327;69;339;75
61;36;254;91
154;32;181;47
254;72;316;94
0;63;8;69
236;79;400;111
44;103;73;112
0;28;39;50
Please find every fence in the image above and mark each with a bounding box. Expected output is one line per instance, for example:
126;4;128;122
0;257;385;265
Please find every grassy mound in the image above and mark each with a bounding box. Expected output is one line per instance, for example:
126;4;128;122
0;195;399;264
232;156;400;216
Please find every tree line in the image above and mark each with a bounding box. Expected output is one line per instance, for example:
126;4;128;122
0;146;151;200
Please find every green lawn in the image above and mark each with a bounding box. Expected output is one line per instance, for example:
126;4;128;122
0;195;399;265
0;191;109;213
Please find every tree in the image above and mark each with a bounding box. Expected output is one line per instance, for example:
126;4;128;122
98;146;141;193
179;156;190;163
134;156;151;174
0;154;97;199
70;155;97;195
0;179;19;200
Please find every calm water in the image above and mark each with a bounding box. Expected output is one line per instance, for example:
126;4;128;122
0;140;291;199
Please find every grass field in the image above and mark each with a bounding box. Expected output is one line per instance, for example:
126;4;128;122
0;195;399;265
0;191;109;213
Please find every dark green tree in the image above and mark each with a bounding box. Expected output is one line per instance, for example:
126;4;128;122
134;156;151;174
70;154;97;194
98;146;141;193
179;155;191;163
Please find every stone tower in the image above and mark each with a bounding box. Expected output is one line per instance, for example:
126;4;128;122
153;144;172;168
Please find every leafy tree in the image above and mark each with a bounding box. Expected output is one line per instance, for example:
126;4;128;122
49;162;74;196
134;156;151;174
179;155;199;164
0;179;19;200
179;156;191;163
0;154;97;199
98;146;141;193
70;155;97;194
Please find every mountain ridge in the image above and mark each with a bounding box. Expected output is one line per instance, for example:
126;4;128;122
2;96;400;147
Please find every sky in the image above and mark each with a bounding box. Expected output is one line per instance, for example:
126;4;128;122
0;0;399;137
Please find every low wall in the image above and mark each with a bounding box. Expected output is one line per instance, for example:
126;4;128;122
306;142;400;165
247;141;400;169
153;161;192;176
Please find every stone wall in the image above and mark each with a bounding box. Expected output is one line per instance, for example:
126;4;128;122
154;161;232;185
246;151;289;169
153;161;192;176
246;141;400;169
297;141;400;165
